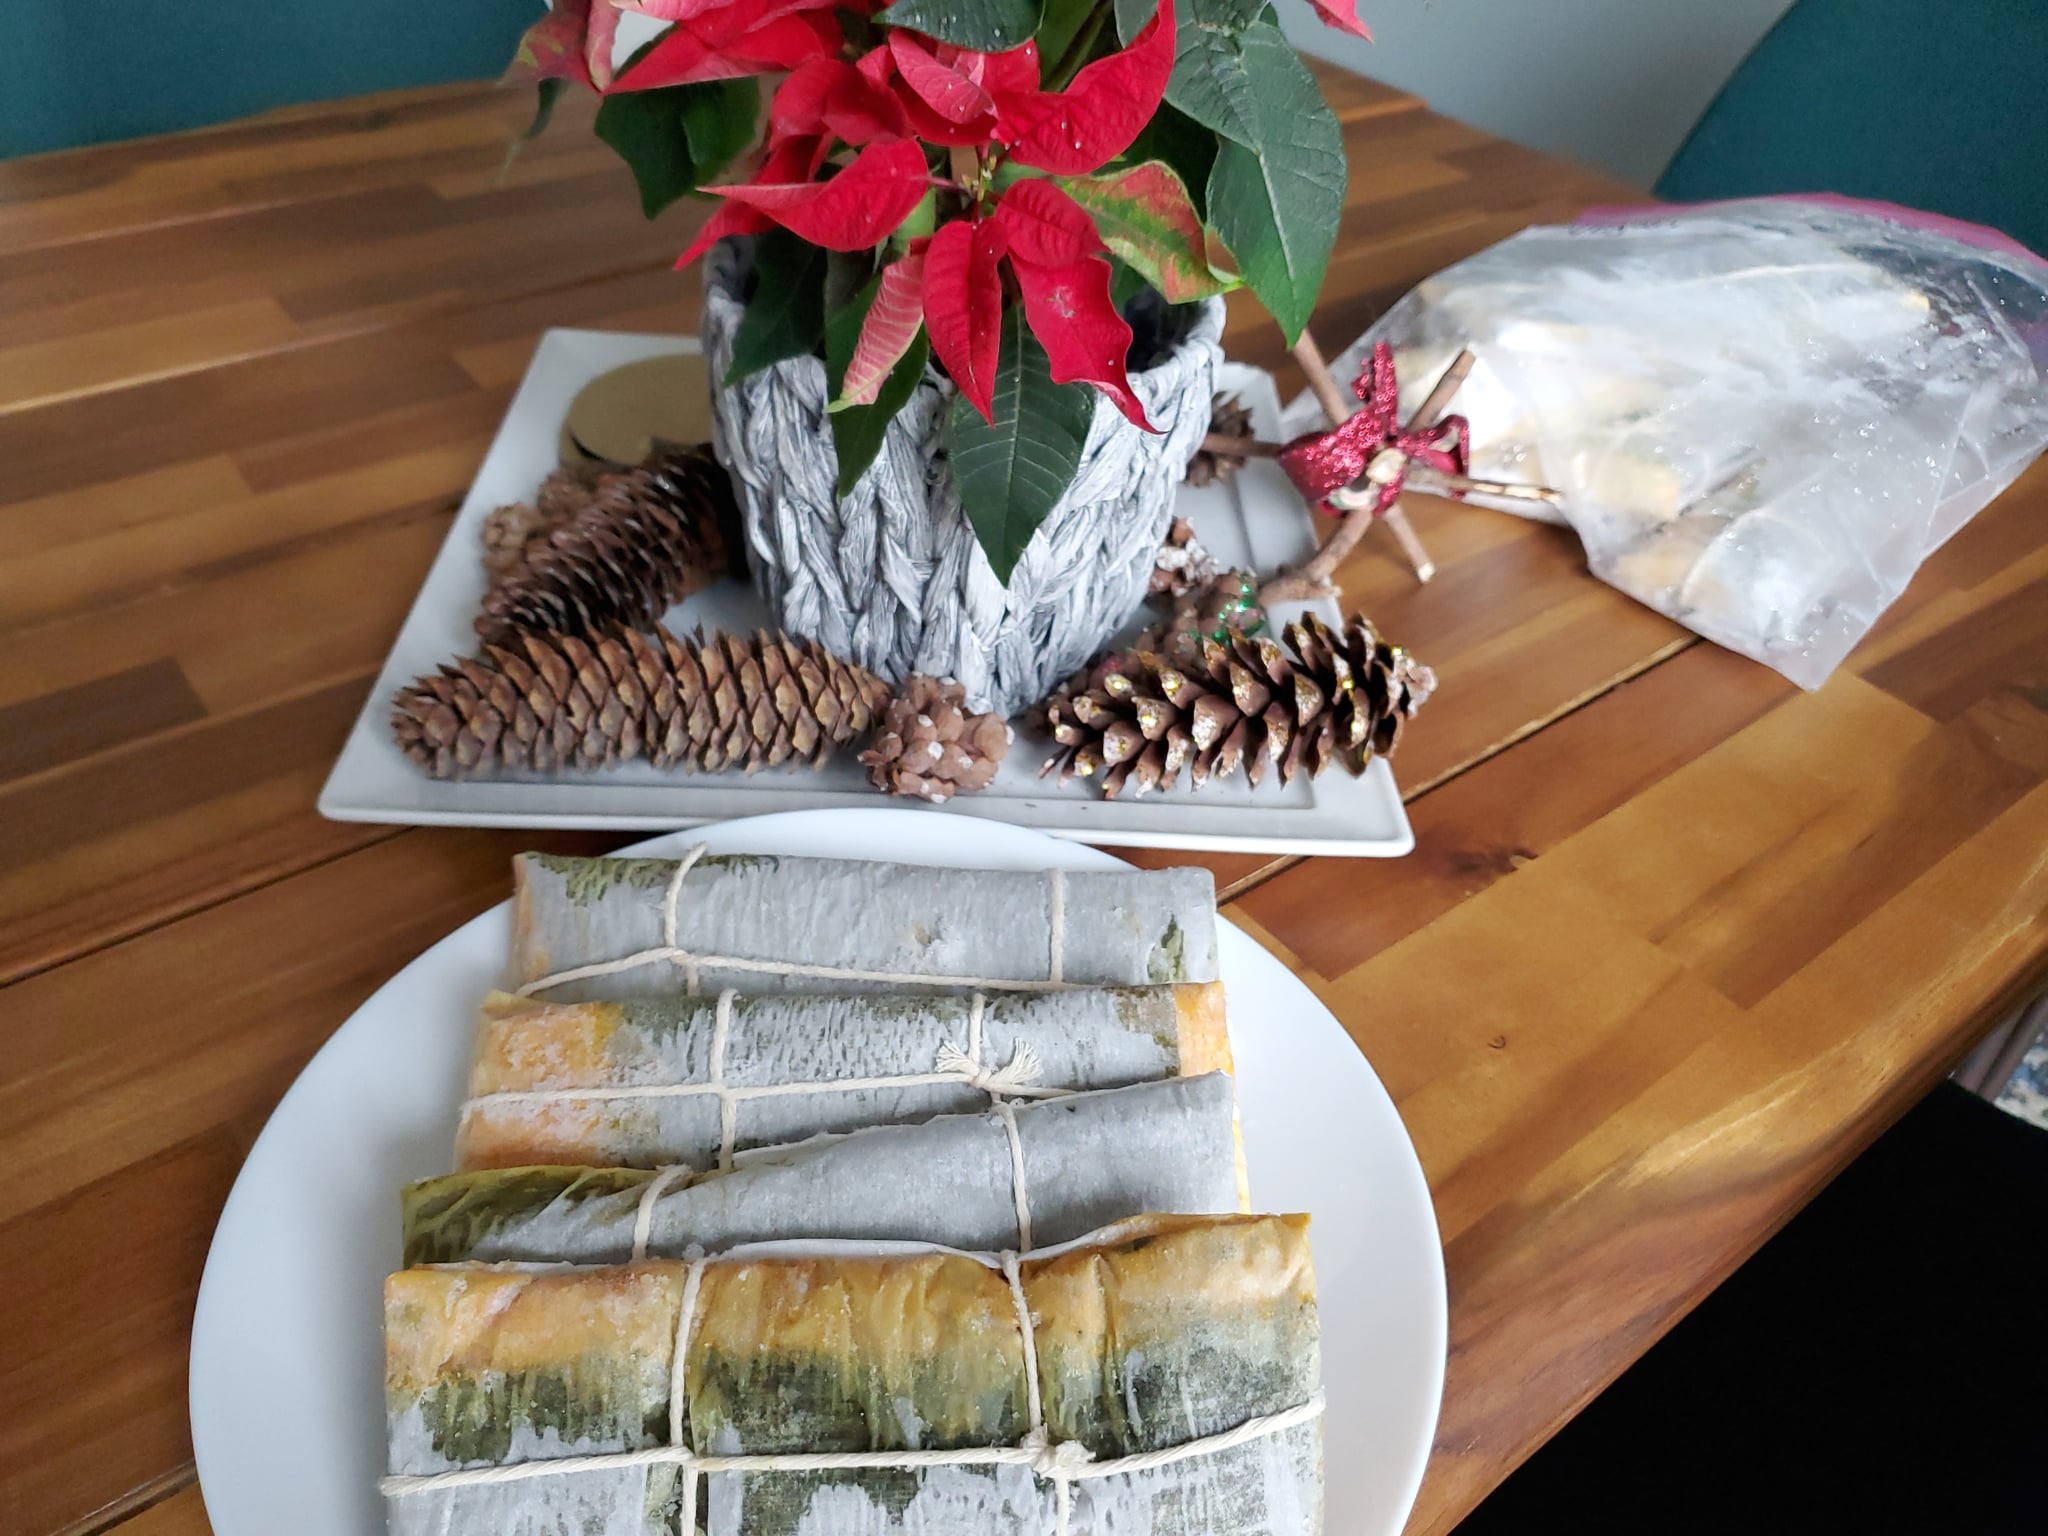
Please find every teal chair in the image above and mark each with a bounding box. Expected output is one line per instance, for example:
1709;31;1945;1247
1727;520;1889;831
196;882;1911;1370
1658;0;2048;256
1;0;540;157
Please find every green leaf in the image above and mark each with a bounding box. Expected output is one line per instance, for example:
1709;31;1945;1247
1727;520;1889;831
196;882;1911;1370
1122;100;1216;218
725;231;828;383
595;77;759;218
944;305;1095;584
524;78;565;141
1114;0;1160;44
878;0;1042;51
1037;0;1102;68
1201;24;1343;343
1163;0;1269;146
1061;161;1236;301
678;77;760;188
826;274;931;497
1108;254;1151;311
595;89;698;218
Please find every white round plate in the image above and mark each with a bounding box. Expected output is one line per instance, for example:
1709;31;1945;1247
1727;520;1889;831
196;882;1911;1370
191;808;1445;1535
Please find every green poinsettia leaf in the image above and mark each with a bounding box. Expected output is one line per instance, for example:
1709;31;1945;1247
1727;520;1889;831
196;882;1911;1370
1061;161;1235;301
826;271;931;497
1163;0;1269;146
944;304;1095;585
595;76;759;218
725;230;828;383
1114;0;1164;44
1199;23;1343;342
878;0;1042;52
1121;99;1217;218
1037;0;1102;68
678;77;760;188
524;78;565;140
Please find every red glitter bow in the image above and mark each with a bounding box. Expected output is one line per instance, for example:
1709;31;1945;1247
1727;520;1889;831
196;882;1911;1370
1277;343;1469;515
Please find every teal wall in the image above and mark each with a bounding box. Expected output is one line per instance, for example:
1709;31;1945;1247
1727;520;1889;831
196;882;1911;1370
1;0;542;158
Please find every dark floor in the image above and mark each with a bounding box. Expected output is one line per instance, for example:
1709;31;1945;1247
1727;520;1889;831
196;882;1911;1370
1454;1083;2048;1536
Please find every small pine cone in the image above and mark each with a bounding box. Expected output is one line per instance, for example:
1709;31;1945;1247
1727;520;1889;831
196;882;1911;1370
858;675;1012;803
1034;611;1435;799
390;624;892;780
477;447;735;646
1185;396;1256;487
1149;516;1221;599
481;502;552;577
480;461;613;577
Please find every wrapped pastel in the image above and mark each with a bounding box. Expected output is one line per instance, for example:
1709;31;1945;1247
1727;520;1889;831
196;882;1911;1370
512;848;1219;1002
456;984;1232;1170
383;1213;1322;1536
409;1074;1245;1265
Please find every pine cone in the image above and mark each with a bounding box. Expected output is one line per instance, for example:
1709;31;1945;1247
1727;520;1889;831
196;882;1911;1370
480;461;614;577
1035;612;1436;798
476;447;735;646
1185;396;1256;487
858;675;1012;803
1149;516;1221;599
392;625;892;780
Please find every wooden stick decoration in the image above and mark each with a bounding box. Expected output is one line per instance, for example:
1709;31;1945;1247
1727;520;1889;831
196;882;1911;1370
1198;432;1562;509
1255;338;1560;604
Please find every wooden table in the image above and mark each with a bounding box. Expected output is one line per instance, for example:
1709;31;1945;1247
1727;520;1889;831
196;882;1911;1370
3;64;2045;1536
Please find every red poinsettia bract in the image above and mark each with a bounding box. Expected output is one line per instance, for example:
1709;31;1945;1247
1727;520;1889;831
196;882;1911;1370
649;0;1178;430
505;0;839;93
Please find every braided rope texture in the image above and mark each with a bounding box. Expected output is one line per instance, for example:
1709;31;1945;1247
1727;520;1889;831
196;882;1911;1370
703;244;1226;716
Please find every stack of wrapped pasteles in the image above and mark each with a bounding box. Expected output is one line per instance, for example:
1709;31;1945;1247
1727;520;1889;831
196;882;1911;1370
381;849;1325;1534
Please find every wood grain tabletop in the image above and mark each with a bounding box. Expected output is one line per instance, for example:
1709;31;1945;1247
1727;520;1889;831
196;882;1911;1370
2;64;2044;1536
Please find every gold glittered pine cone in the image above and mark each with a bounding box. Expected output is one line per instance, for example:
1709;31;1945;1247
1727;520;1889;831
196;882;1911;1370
391;624;892;781
476;447;736;647
1035;611;1436;799
858;674;1013;803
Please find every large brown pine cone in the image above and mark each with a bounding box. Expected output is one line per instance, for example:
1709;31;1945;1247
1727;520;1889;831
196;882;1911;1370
392;625;892;780
1034;612;1436;798
858;675;1013;802
476;448;735;646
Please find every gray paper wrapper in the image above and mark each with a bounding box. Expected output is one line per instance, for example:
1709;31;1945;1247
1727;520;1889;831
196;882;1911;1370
457;985;1230;1170
512;851;1219;1001
411;1074;1244;1265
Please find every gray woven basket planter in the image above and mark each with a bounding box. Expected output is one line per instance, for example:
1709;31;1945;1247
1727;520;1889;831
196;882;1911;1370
703;242;1225;716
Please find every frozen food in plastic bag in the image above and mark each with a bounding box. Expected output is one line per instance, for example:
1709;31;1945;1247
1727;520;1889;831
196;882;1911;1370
1294;196;2048;686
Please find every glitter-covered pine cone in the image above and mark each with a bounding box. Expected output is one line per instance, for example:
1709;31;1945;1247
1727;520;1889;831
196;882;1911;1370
1034;612;1436;798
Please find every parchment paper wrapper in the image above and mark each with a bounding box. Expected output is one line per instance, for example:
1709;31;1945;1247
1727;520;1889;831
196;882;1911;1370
457;984;1233;1170
410;1074;1245;1265
513;852;1219;1001
384;1213;1322;1536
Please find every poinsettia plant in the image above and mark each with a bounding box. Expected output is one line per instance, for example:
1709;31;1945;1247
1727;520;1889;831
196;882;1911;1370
510;0;1362;579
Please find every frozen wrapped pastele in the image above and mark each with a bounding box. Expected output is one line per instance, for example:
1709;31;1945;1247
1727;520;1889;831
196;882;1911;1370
513;849;1218;1002
411;1074;1245;1265
1310;196;2048;686
383;1213;1322;1536
456;983;1232;1169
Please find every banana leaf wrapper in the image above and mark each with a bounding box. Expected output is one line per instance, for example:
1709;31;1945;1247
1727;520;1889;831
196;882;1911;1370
384;1213;1322;1536
457;983;1232;1170
512;852;1219;1002
409;1074;1246;1266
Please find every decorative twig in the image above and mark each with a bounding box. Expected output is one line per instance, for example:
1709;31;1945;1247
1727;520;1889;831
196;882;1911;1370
1196;433;1562;509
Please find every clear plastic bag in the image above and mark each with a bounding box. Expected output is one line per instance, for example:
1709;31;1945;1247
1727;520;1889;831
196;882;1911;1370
1299;197;2048;686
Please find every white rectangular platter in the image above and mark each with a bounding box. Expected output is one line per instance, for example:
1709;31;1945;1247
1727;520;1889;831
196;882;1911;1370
319;328;1414;855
